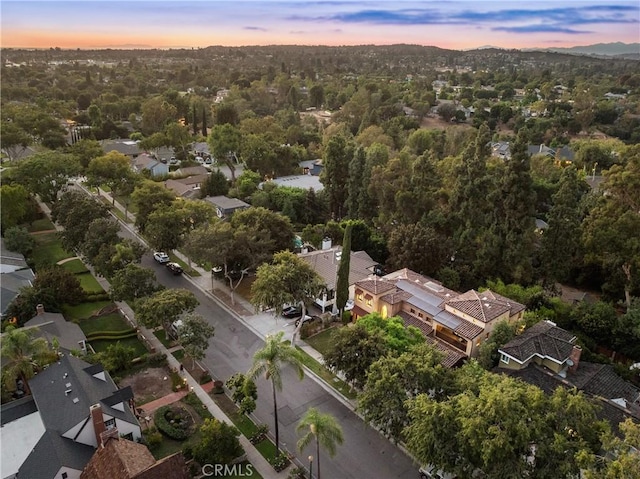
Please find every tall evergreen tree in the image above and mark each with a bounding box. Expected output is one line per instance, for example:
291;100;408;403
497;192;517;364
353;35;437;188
320;135;353;220
192;104;198;135
347;147;366;218
202;106;208;137
449;124;494;287
541;167;588;282
335;222;352;315
495;135;536;284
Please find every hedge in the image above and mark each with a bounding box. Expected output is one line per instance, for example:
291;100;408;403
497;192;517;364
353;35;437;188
153;405;192;440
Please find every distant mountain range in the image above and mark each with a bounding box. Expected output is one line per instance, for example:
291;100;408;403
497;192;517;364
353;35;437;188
524;42;640;57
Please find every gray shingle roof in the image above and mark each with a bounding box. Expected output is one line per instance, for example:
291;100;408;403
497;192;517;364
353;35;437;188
17;429;95;479
24;312;87;353
29;355;137;434
1;268;35;315
300;247;377;290
499;320;576;364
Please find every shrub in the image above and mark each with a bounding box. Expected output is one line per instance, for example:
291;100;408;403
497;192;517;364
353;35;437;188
153;405;193;440
249;423;269;444
192;418;244;466
143;427;163;449
271;452;290;472
200;372;212;384
288;466;307;479
145;352;167;367
170;370;185;391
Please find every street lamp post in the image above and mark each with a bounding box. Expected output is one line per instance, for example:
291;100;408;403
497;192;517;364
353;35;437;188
308;455;313;479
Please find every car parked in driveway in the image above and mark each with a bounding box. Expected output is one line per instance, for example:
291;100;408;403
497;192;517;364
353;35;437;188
153;252;170;264
419;465;458;479
166;262;183;275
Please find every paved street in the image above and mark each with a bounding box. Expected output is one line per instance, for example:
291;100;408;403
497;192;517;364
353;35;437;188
100;186;418;478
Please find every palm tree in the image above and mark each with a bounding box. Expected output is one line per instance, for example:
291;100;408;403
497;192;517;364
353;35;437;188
296;407;344;479
1;326;53;395
248;331;304;454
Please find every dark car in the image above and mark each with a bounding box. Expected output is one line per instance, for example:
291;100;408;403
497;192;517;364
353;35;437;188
166;262;183;275
282;306;301;319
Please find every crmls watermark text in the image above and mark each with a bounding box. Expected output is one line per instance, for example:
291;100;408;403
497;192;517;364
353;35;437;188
202;464;255;477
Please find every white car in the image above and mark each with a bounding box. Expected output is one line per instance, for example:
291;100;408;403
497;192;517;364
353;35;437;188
419;465;458;479
344;299;355;311
153;252;170;264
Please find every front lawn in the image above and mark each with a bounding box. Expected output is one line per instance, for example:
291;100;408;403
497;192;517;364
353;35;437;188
76;272;105;293
30;232;73;268
26;217;55;232
62;301;112;321
304;327;338;356
296;346;357;400
61;258;89;274
79;312;131;335
90;337;147;356
153;328;176;348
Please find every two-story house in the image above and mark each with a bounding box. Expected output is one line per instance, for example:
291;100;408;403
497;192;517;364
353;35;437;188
352;269;526;367
299;242;378;313
498;320;640;434
1;354;141;479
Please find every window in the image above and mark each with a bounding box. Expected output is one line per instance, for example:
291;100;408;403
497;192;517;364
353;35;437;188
500;354;510;364
410;308;416;314
356;292;364;302
418;312;423;318
105;418;116;429
366;298;373;307
123;432;133;440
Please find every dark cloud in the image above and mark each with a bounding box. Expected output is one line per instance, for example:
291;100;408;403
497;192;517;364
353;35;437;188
493;25;592;34
289;3;638;32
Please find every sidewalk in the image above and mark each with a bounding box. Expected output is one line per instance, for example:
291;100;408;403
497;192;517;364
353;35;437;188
38;191;290;479
95;187;357;410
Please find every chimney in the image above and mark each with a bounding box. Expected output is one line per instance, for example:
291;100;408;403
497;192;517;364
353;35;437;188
90;404;106;447
36;304;45;315
568;345;582;373
99;427;119;447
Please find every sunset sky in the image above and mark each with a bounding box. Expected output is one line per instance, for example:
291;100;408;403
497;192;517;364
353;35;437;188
2;1;639;50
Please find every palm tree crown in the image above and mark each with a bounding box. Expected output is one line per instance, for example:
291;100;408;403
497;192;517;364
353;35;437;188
248;331;304;454
248;331;304;389
1;326;53;393
297;407;344;479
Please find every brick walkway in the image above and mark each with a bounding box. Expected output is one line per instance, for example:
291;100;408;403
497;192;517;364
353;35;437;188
138;381;215;416
139;390;188;415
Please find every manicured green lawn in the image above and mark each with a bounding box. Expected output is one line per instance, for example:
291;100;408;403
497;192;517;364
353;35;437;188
304;327;338;356
30;232;73;267
296;346;357;400
153;329;176;348
62;301;112;321
26;217;55;232
90;337;147;356
79;313;131;335
61;258;89;274
173;349;185;361
76;272;105;293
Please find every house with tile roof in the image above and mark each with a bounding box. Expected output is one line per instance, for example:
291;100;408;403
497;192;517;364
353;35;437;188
351;268;526;367
299;244;379;313
80;432;188;479
0;354;141;479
